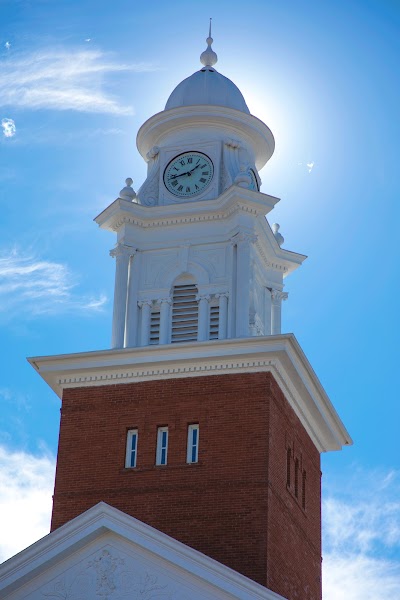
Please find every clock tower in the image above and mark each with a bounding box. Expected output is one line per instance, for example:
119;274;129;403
30;30;351;600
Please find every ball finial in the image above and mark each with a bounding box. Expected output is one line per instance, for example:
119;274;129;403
200;18;218;67
272;223;284;247
119;177;136;202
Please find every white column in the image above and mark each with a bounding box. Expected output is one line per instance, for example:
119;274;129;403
226;242;235;338
159;298;171;345
216;293;228;340
264;288;272;336
271;289;288;335
138;300;152;346
234;232;257;338
110;244;134;349
197;294;210;342
125;250;140;348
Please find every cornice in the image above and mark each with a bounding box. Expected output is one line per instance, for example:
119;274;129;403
28;334;352;454
136;105;275;170
95;186;278;231
94;187;305;274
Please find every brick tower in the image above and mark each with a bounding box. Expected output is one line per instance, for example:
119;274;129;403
30;32;351;600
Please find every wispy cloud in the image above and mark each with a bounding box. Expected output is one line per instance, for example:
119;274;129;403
1;117;16;137
298;160;315;173
323;468;400;599
0;48;157;115
0;445;55;562
0;247;107;319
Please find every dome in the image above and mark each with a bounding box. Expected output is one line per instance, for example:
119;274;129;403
165;66;250;114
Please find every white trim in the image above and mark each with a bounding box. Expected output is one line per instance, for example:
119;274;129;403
28;334;352;453
187;424;199;463
156;426;168;465
125;429;138;468
0;502;287;600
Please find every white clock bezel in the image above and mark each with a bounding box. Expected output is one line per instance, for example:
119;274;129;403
163;151;214;198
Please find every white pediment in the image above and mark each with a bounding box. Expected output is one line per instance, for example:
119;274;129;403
0;503;286;600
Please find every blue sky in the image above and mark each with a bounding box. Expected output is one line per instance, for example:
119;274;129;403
1;0;399;597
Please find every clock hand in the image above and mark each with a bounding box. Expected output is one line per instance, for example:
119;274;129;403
169;169;196;179
169;172;189;179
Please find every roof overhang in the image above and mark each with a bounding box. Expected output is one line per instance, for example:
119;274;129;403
94;186;306;276
28;334;352;453
136;105;275;170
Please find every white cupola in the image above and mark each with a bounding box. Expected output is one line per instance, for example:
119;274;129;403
95;29;306;350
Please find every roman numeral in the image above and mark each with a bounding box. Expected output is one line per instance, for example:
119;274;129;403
180;160;185;166
195;184;199;190
186;186;190;192
173;167;179;172
199;178;206;183
171;180;178;187
187;157;193;163
178;185;183;191
202;171;209;175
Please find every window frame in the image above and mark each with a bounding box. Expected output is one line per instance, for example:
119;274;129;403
187;423;199;464
125;429;138;468
156;426;169;465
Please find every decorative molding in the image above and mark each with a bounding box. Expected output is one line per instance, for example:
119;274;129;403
137;147;160;207
271;289;289;303
109;244;136;259
0;502;288;600
138;300;153;308
56;357;280;387
41;548;171;600
28;336;352;453
146;145;160;160
196;294;211;303
231;231;258;246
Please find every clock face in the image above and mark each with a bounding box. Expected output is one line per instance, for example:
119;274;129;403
164;152;214;198
249;169;259;191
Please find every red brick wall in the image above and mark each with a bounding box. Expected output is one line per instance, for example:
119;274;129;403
51;371;321;599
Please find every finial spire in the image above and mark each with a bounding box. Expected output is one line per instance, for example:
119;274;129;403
200;18;218;68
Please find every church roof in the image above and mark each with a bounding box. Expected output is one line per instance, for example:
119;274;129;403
0;502;286;600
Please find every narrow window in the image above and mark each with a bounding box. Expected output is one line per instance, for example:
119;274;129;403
156;427;168;465
286;447;291;487
209;303;219;340
149;308;160;345
302;470;307;509
294;458;299;498
125;429;138;468
187;424;199;463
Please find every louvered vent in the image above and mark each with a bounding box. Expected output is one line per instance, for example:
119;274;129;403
209;304;219;340
171;284;198;343
149;309;160;345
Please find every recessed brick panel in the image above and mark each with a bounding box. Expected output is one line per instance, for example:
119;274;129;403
51;371;321;600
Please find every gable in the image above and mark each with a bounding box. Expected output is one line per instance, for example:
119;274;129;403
0;503;286;600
